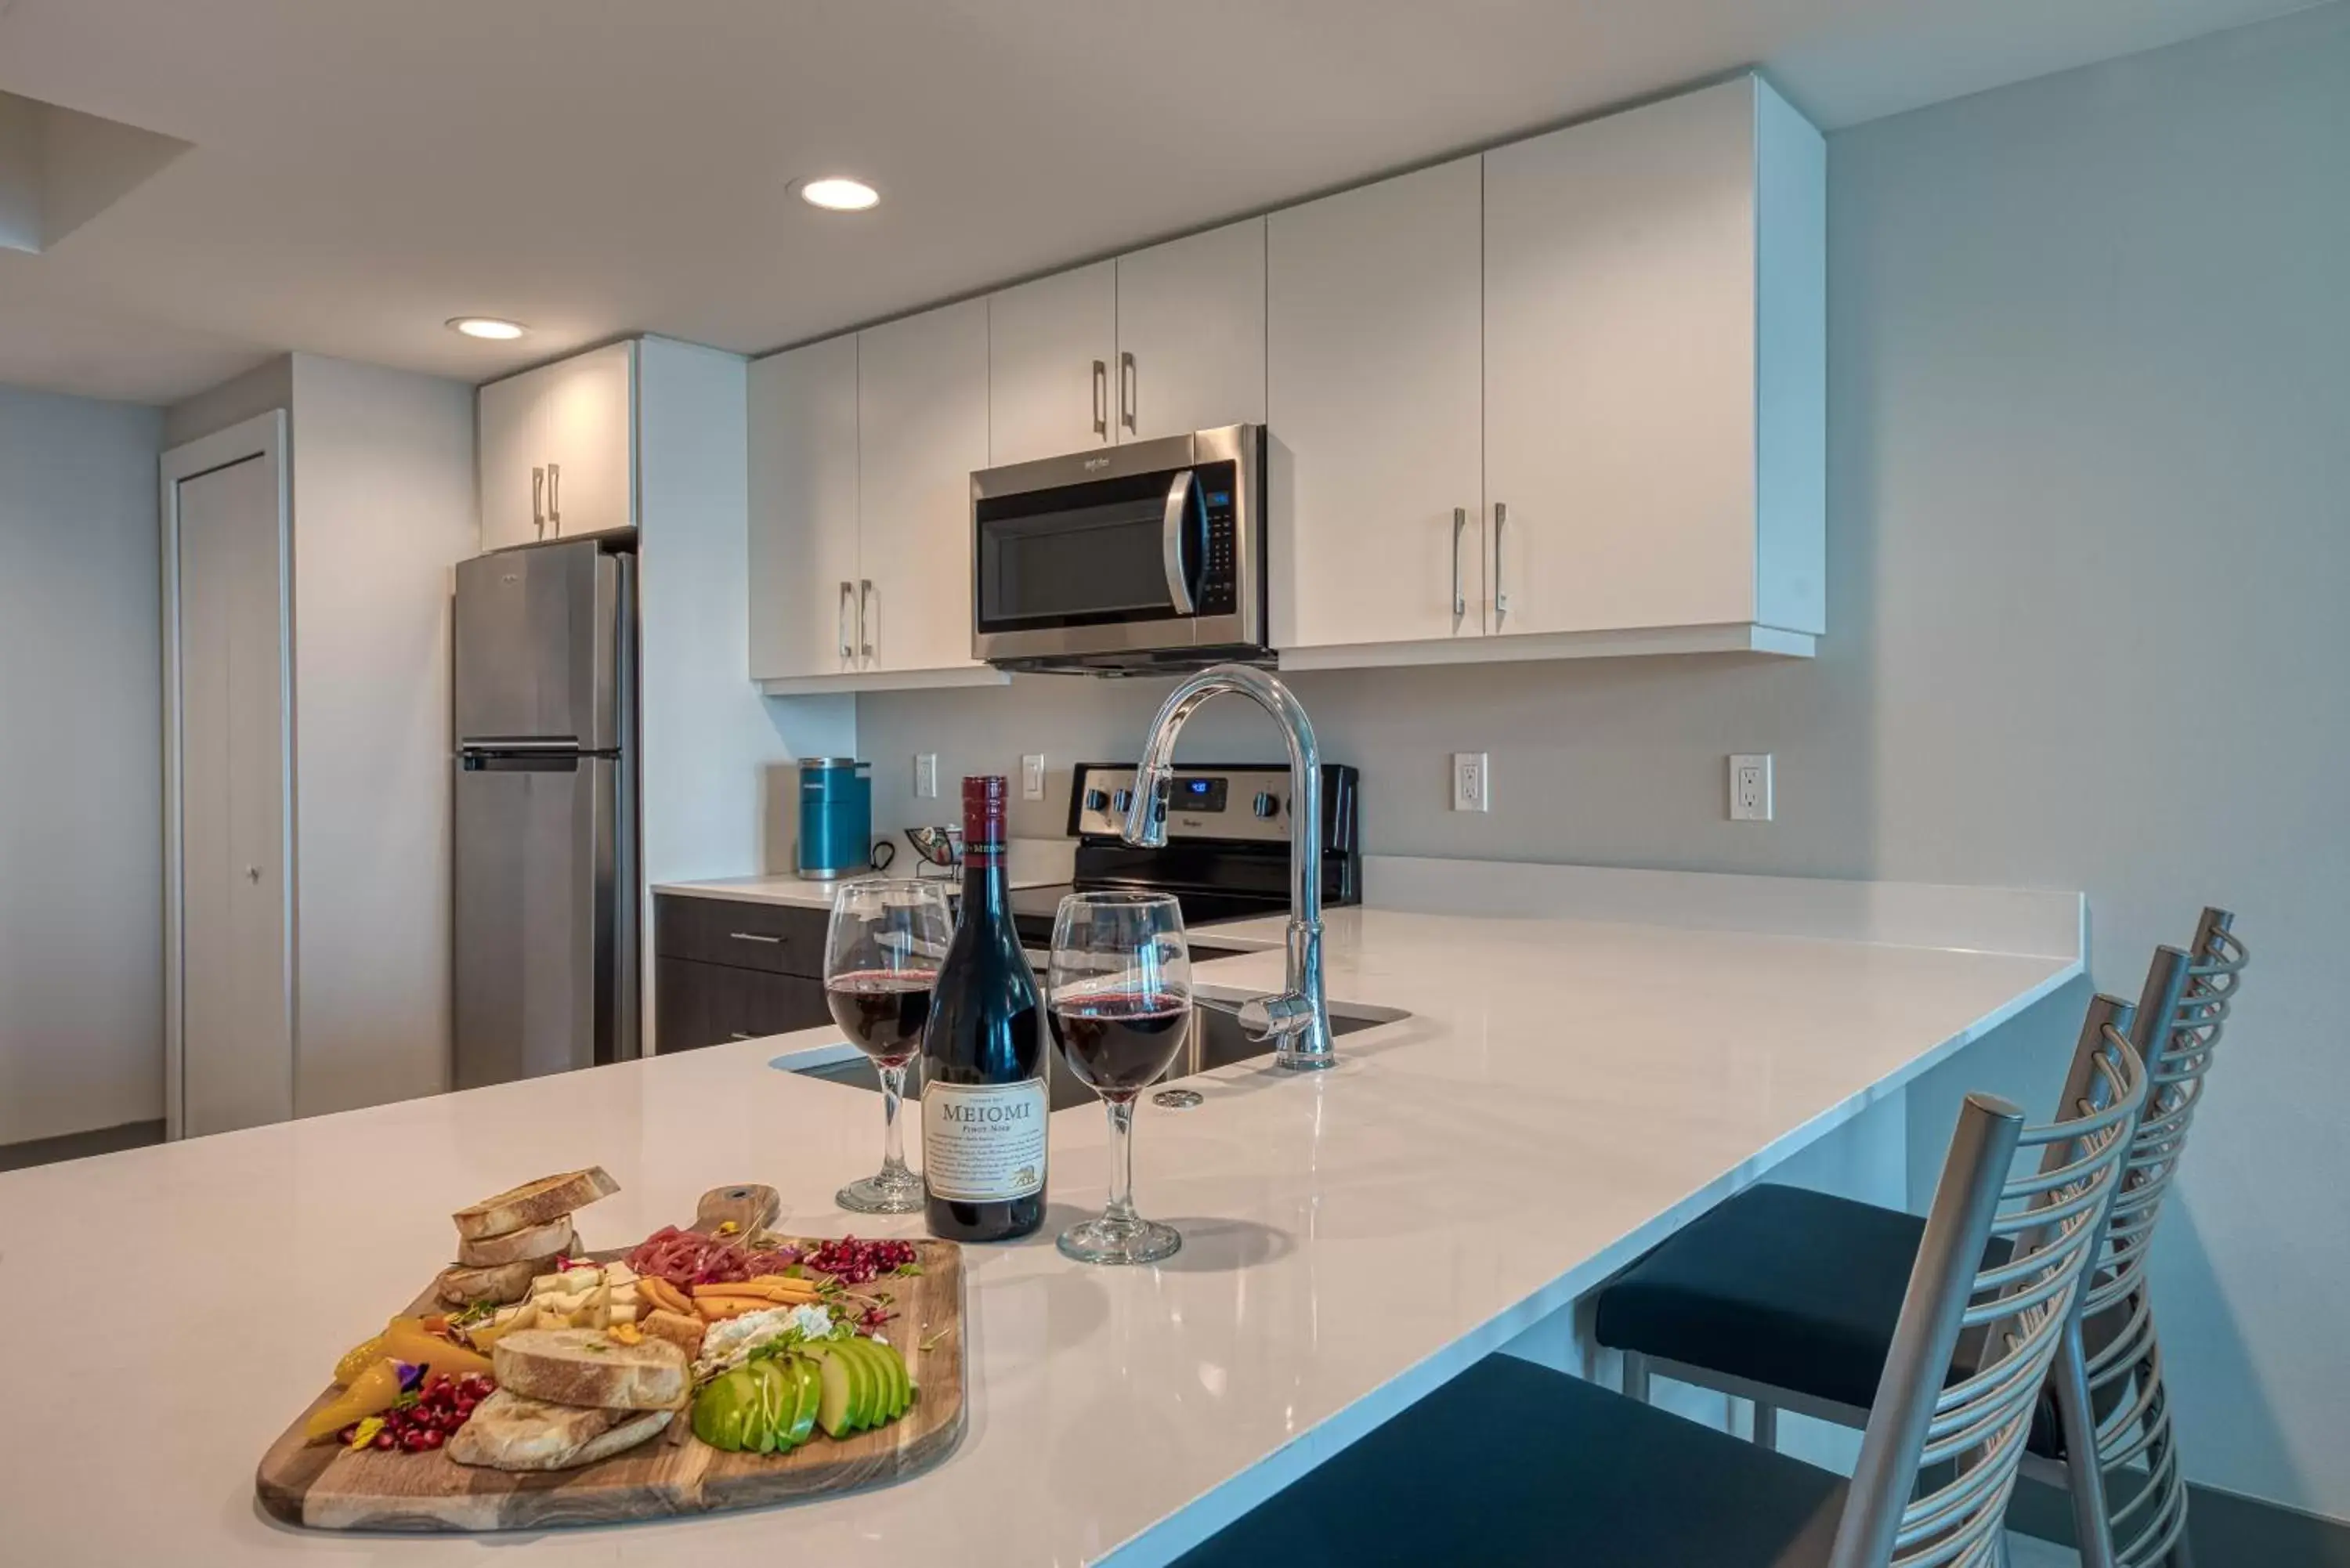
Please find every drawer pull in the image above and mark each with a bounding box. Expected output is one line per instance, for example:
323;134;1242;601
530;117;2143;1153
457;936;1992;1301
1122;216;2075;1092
728;931;783;945
729;1031;756;1041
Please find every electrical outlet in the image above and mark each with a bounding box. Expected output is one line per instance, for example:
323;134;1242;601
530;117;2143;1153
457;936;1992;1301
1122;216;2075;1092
914;753;939;800
1021;753;1047;800
1730;754;1773;822
1452;752;1490;813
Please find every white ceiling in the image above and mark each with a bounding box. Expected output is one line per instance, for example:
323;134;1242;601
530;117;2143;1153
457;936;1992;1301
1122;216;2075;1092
0;0;2317;405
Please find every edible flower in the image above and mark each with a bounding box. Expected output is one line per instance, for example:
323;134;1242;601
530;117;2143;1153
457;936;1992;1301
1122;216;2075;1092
395;1360;426;1394
345;1416;387;1451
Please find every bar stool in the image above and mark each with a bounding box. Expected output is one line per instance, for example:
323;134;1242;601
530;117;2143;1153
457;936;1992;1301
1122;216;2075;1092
1173;1012;2149;1568
1591;909;2244;1568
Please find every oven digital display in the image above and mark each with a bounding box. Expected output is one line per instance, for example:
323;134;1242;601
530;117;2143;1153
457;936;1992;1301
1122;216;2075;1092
1173;777;1228;812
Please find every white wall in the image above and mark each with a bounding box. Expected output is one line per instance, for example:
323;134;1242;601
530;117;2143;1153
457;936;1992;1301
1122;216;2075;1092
0;385;164;1143
285;353;476;1116
852;6;2350;1518
636;334;854;891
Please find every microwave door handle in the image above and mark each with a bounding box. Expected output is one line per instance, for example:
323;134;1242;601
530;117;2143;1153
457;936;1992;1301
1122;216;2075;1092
1161;469;1198;616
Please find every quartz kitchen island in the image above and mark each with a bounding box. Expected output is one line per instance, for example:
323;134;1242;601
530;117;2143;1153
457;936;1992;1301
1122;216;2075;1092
0;859;2081;1567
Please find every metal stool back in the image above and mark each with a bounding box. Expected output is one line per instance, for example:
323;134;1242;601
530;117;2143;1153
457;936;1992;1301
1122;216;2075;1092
1831;1024;2148;1568
2070;909;2246;1566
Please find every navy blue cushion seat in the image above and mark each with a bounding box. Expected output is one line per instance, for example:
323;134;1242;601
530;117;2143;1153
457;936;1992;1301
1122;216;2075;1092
1593;1183;2099;1461
1172;1355;1849;1568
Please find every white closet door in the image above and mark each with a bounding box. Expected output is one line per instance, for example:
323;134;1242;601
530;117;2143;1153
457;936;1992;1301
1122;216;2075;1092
175;454;293;1137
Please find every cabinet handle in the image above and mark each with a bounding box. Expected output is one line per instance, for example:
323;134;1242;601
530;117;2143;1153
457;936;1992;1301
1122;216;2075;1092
859;579;876;662
1119;351;1137;434
532;467;546;538
548;462;561;535
728;931;782;945
729;1031;757;1042
837;580;855;663
1092;359;1108;439
1451;506;1467;623
1493;502;1512;621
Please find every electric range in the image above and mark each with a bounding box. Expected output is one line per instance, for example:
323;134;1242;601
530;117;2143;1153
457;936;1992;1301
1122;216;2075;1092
1004;761;1360;949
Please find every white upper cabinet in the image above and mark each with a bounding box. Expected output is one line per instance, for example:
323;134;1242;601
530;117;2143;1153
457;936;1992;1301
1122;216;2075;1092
539;343;636;540
858;299;993;674
748;335;860;682
989;261;1115;467
1482;75;1824;647
1268;157;1484;651
1114;218;1267;442
476;364;546;551
477;341;638;552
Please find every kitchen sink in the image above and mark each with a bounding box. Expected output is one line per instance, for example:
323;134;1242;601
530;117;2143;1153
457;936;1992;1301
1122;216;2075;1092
790;1003;1389;1112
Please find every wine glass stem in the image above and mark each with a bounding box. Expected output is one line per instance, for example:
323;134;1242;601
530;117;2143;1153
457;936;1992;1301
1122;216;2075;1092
878;1062;912;1180
1103;1098;1139;1224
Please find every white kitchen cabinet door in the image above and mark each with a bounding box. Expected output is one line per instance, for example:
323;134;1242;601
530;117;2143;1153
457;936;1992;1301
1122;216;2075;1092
477;363;553;551
1115;218;1267;442
540;341;636;537
856;298;991;674
749;336;862;681
1268;157;1484;651
1484;78;1762;637
988;260;1115;467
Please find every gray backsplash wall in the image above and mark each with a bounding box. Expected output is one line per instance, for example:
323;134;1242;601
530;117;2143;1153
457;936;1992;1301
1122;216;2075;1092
851;7;2350;1519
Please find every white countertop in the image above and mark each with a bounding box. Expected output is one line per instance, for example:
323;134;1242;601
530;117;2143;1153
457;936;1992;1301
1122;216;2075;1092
657;837;1078;909
0;858;2081;1566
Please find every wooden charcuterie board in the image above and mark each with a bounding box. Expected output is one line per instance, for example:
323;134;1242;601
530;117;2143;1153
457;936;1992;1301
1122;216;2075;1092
255;1194;964;1532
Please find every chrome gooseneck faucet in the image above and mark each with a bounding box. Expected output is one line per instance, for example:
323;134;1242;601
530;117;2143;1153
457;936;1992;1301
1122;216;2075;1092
1122;663;1335;1071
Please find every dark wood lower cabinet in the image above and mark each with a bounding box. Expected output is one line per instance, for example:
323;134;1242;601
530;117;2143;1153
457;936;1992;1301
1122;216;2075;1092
654;956;830;1053
653;894;836;1053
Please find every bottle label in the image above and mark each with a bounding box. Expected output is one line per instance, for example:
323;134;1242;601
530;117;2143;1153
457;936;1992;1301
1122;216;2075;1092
922;1079;1048;1201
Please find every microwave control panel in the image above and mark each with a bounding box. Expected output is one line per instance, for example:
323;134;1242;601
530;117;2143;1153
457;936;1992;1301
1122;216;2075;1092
1198;479;1238;616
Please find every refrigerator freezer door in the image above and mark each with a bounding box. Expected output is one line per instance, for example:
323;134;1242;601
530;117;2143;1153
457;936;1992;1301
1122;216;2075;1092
454;541;624;748
453;752;637;1088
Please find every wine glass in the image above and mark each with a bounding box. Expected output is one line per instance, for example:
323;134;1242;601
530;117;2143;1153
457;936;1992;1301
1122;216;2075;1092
825;878;952;1214
1049;891;1191;1265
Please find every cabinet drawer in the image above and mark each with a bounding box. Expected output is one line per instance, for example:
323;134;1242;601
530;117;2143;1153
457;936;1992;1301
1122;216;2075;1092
655;956;830;1053
655;894;829;977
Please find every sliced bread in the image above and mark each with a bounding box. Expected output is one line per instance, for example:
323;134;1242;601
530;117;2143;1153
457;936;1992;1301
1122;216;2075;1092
446;1389;673;1472
437;1255;551;1308
491;1327;689;1411
456;1216;576;1269
452;1168;619;1242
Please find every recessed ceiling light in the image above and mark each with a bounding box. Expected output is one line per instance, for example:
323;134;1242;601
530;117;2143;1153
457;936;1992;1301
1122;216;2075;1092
799;176;880;212
447;316;527;340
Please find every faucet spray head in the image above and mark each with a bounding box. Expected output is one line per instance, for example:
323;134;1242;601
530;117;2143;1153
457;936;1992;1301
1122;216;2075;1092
1123;763;1173;848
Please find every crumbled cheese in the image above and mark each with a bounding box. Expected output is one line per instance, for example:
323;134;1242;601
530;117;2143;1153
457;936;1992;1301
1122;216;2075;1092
786;1303;835;1340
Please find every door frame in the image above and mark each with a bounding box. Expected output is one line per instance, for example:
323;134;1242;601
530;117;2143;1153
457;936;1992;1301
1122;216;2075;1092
160;410;295;1140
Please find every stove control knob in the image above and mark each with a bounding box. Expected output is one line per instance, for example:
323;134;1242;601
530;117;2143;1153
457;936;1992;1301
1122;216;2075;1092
1112;789;1134;813
1083;789;1109;812
1253;791;1280;819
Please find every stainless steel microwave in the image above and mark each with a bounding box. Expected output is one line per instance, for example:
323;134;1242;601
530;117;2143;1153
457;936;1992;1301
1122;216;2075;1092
971;424;1270;674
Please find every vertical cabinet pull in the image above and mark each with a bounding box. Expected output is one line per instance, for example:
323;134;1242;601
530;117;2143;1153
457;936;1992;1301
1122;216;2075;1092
1451;506;1468;623
1492;502;1512;621
837;580;855;662
1091;359;1108;439
859;579;877;663
547;462;562;535
1119;352;1137;434
532;467;546;538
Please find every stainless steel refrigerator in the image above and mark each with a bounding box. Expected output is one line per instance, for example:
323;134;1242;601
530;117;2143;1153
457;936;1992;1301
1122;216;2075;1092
452;539;638;1089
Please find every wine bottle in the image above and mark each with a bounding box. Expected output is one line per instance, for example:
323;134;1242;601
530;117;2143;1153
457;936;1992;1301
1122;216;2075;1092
920;775;1047;1241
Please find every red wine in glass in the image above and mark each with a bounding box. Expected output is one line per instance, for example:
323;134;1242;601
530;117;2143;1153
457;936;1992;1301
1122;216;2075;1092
826;968;936;1068
1051;989;1189;1102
